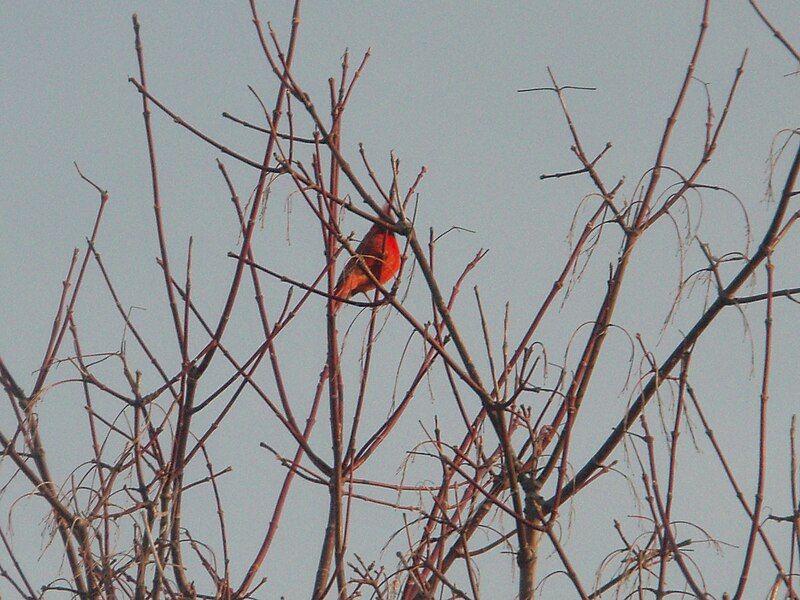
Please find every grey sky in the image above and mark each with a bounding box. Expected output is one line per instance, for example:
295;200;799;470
2;2;800;597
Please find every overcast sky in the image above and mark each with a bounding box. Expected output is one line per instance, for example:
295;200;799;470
2;2;800;598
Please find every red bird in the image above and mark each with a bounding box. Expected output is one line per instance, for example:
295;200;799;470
332;220;401;313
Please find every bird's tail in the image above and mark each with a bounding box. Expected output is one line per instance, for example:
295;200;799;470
331;278;353;314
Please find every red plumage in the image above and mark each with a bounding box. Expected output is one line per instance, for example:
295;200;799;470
332;221;401;313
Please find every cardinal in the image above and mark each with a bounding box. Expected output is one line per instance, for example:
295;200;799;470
332;218;401;313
